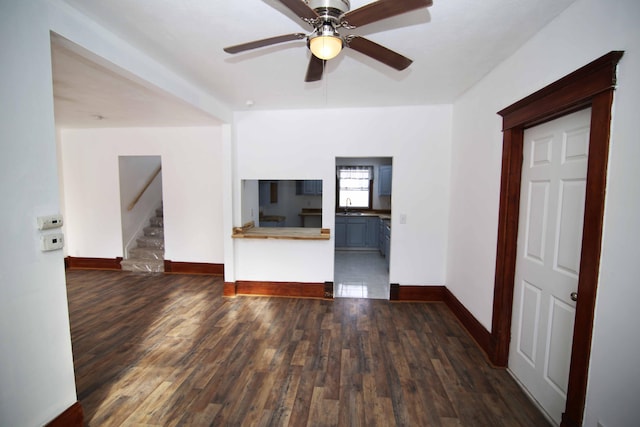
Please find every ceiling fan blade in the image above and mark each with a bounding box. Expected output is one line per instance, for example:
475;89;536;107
224;33;306;54
341;0;432;28
347;36;412;70
276;0;319;21
305;55;325;82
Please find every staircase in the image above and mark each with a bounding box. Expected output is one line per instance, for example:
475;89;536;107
121;205;165;273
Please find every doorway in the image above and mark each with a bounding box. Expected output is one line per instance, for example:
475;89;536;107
509;108;591;425
492;52;623;427
334;157;392;299
118;155;164;271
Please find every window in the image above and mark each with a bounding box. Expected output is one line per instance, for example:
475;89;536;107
337;166;373;209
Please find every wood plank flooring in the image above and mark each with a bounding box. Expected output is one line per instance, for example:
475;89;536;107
66;270;550;426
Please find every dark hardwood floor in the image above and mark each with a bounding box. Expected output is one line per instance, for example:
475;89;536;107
66;270;550;426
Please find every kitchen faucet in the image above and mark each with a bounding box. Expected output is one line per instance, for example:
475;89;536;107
344;197;352;213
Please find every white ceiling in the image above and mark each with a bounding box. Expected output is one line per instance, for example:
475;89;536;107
51;35;222;128
53;0;579;127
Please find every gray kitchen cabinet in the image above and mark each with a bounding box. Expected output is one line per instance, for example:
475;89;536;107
365;217;379;248
335;215;379;248
258;181;271;206
378;218;386;256
378;165;392;196
385;232;391;269
260;215;286;227
346;217;367;246
260;219;285;227
384;220;391;269
335;216;347;247
296;180;323;195
259;180;276;205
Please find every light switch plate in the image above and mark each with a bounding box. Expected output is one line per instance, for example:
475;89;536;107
41;233;64;251
37;214;63;230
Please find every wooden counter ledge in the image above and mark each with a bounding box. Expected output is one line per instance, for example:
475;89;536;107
232;221;330;240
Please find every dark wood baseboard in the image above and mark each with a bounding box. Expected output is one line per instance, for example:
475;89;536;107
223;282;237;297
389;284;492;361
229;281;327;299
163;260;224;276
389;284;446;301
46;401;83;427
443;288;493;361
65;257;122;270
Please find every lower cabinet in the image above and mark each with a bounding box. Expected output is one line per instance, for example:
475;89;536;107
385;230;391;270
378;219;385;256
335;216;378;248
346;218;368;247
335;217;347;247
378;218;391;270
260;219;285;227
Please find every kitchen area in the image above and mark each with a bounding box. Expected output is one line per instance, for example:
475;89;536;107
256;157;392;300
334;157;392;299
258;179;323;228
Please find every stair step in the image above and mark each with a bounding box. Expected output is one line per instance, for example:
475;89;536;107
128;247;164;260
120;259;164;273
136;235;164;249
143;226;164;238
149;216;164;227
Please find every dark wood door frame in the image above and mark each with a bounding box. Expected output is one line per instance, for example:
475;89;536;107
490;51;623;427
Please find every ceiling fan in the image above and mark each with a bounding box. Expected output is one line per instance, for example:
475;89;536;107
223;0;433;82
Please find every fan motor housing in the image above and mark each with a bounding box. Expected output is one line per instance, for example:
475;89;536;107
308;0;350;15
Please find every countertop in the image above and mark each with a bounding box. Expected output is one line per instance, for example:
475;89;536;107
232;221;330;240
336;212;391;220
299;208;322;217
260;215;285;222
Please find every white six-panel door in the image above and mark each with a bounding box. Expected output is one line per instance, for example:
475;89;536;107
509;108;591;425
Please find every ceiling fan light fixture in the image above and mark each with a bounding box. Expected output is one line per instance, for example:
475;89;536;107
309;24;342;60
310;35;342;60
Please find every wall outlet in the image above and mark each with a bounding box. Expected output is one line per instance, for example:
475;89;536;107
37;214;63;230
41;233;64;251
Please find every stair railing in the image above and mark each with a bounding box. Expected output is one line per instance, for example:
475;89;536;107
128;165;161;211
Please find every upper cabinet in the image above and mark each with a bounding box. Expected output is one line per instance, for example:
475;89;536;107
259;180;278;205
296;180;323;196
378;165;392;196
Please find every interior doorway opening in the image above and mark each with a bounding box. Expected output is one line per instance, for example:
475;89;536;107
334;157;392;299
118;155;164;272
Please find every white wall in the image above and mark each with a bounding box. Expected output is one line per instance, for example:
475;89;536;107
447;0;640;425
60;127;225;264
0;1;230;424
0;1;77;425
232;106;452;285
